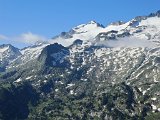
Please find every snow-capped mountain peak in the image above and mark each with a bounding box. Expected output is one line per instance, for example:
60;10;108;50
0;44;20;55
50;11;160;47
50;21;105;46
0;44;10;53
0;44;21;71
88;20;97;24
72;20;104;32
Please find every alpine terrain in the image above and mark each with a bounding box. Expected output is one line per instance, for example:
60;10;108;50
0;10;160;120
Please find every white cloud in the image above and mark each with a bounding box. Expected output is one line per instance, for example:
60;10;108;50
96;37;156;48
0;32;48;49
0;34;8;40
14;32;46;44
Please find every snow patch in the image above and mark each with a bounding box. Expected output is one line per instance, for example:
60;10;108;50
14;78;22;83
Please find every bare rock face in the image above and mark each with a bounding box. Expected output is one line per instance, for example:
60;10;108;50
38;43;70;67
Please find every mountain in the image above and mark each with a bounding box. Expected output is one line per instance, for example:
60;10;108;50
0;11;160;120
51;11;160;46
0;44;21;72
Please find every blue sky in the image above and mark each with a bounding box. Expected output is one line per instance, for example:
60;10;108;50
0;0;159;48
